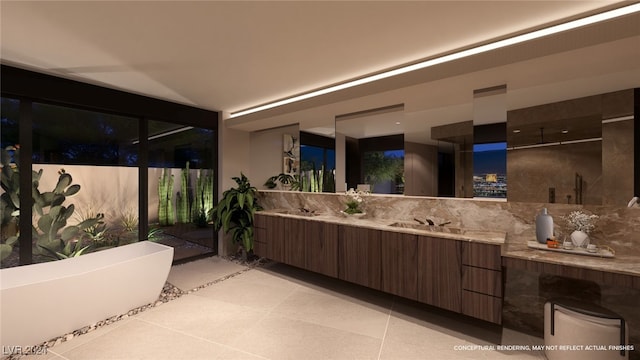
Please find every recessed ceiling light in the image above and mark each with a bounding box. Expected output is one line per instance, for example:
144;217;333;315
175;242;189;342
395;122;401;125
513;129;521;134
562;129;569;134
229;3;640;119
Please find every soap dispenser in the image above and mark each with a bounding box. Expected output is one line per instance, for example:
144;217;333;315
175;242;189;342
536;208;554;244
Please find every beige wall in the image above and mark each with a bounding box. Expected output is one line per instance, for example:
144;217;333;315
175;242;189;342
249;124;299;190
218;115;251;254
34;164;138;229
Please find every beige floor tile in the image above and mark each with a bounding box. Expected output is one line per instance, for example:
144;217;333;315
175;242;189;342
215;347;269;360
229;315;382;360
259;263;394;311
167;256;248;291
379;339;483;360
44;319;134;357
136;294;267;345
57;319;228;360
192;271;299;311
384;312;471;352
271;288;390;339
390;299;502;344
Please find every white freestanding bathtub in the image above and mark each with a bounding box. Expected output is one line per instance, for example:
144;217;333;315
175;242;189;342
0;241;174;348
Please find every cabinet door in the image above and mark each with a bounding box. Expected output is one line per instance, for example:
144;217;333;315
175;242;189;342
305;221;338;278
252;214;286;262
461;290;502;324
284;217;306;268
338;225;381;290
266;216;286;263
253;214;268;257
381;231;418;300
462;242;501;270
417;236;462;312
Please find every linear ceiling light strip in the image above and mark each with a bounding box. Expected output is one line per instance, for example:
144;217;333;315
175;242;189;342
229;3;640;119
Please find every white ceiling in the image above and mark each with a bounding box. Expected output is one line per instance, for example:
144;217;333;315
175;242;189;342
2;1;639;141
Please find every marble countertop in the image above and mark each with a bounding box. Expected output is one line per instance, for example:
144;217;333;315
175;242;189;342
257;209;506;245
502;241;640;278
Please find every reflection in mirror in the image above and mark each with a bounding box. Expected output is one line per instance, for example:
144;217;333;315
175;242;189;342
431;121;473;197
335;104;405;194
357;135;404;194
299;131;336;192
506;89;635;206
472;85;507;199
473;124;507;199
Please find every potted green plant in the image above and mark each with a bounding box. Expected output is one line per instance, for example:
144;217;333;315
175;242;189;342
213;173;261;259
264;173;295;190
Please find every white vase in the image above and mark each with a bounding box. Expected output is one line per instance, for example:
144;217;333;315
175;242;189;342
570;230;590;248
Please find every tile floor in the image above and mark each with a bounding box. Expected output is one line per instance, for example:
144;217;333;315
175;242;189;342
26;257;546;359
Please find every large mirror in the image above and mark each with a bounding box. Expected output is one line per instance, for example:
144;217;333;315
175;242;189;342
332;87;636;206
506;89;635;206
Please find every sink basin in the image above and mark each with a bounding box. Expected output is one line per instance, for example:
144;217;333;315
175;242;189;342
272;209;319;217
388;222;464;234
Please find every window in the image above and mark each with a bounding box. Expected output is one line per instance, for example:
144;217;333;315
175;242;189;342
1;65;219;267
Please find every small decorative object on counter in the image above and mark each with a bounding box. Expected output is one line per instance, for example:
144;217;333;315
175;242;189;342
343;188;369;215
536;208;554;244
563;210;598;248
546;238;559;248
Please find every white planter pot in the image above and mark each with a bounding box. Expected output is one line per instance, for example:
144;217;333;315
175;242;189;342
570;230;590;248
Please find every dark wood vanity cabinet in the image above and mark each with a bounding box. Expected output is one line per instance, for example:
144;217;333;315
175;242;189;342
253;213;268;258
283;217;306;268
254;213;279;260
381;232;418;300
254;214;286;262
417;236;462;313
255;213;503;325
254;214;338;276
305;220;339;278
461;242;503;324
338;224;382;289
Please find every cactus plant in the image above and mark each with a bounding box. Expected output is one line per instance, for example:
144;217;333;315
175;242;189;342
193;168;213;224
176;162;190;223
31;169;104;259
158;168;175;226
0;145;20;262
318;165;324;193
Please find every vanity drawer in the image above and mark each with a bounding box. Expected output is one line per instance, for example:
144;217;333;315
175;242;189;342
462;290;502;324
462;266;502;297
462;242;501;270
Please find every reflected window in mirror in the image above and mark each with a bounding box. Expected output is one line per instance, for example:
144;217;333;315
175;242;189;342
363;149;404;194
300;131;336;192
345;134;404;194
473;142;507;198
473;123;507;199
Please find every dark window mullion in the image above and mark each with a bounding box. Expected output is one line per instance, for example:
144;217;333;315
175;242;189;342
18;100;32;265
139;118;148;241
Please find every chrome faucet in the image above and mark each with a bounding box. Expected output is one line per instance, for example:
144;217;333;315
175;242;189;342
414;218;435;226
